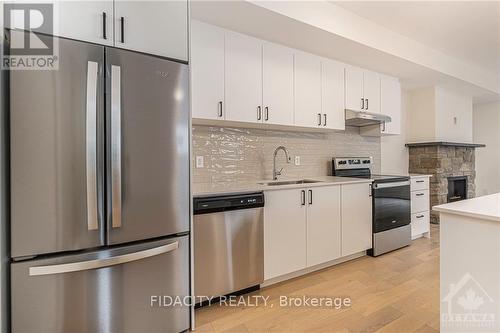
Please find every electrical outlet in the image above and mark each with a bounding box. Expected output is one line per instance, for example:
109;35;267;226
294;156;301;166
195;156;204;168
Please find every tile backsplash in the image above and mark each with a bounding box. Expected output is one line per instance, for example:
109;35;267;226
192;125;381;183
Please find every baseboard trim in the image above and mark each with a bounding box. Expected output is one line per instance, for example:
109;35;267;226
261;251;366;287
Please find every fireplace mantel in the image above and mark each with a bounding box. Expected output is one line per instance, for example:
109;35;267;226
405;142;485;148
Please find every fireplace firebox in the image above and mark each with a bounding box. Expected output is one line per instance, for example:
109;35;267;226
447;176;468;203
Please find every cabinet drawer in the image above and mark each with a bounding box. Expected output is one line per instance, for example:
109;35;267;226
411;189;429;213
411;211;430;238
411;177;429;191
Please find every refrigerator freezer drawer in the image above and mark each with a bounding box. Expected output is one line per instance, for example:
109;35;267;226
11;236;190;333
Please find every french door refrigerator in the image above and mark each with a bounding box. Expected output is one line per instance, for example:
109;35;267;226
8;35;190;333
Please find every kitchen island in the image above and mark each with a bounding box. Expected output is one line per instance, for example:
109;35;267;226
434;194;500;332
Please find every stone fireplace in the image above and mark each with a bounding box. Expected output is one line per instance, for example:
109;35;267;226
406;142;485;223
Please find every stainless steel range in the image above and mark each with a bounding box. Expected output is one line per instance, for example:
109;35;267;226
333;157;411;256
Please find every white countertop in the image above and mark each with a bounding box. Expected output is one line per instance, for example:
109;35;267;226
433;193;500;222
192;176;373;197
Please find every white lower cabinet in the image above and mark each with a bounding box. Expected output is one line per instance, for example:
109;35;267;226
264;183;371;280
410;176;431;239
411;211;430;237
341;183;372;257
264;188;307;280
306;186;341;267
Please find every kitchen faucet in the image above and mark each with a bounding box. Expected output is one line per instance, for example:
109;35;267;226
273;146;291;180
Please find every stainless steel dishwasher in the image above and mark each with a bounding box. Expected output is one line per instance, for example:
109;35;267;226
193;192;264;302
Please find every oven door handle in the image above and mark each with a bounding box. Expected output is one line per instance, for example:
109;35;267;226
373;181;410;189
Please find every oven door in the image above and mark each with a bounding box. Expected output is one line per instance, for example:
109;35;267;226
372;181;411;233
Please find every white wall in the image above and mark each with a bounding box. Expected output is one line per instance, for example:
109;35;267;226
473;101;500;196
407;87;436;142
407;86;473;143
381;90;409;174
435;86;473;143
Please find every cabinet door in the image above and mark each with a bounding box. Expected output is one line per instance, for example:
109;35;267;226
294;52;321;128
53;1;113;45
363;71;381;113
262;43;294;126
341;183;372;256
321;59;345;130
306;186;341;267
380;76;401;135
190;20;225;120
264;189;307;280
344;67;364;112
225;31;263;123
114;0;188;60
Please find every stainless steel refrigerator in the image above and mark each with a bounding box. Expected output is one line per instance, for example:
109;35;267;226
8;34;190;333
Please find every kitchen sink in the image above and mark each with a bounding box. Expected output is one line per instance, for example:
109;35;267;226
258;179;323;186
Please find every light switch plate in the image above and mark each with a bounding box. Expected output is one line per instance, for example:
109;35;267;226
294;156;301;166
196;156;204;168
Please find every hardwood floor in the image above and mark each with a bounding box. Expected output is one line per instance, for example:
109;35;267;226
195;225;440;333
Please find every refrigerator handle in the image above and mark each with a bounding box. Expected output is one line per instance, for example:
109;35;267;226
111;65;122;228
86;61;99;231
29;241;179;276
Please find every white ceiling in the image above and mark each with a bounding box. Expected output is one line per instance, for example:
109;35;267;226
333;1;500;76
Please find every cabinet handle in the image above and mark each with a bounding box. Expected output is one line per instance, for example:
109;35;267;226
308;190;313;205
361;98;365;110
102;12;107;40
323;114;327;126
301;190;306;206
218;101;223;118
416;180;424;183
265;106;269;121
257;106;262;120
120;17;125;43
317;113;322;126
416;193;424;196
366;98;369;110
369;184;372;197
382;121;386;132
416;214;425;219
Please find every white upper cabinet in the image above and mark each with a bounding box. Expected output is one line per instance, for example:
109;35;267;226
56;1;114;46
225;31;263;123
114;0;188;60
380;76;402;135
306;186;341;267
294;52;322;128
321;59;345;130
345;67;364;112
52;0;188;60
191;20;225;120
262;43;294;126
189;22;400;133
345;67;381;113
363;70;381;113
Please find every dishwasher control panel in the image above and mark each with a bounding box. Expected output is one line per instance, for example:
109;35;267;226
193;192;265;215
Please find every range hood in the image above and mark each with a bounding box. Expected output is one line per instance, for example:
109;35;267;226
345;109;392;127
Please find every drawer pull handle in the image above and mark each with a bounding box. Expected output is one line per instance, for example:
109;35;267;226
416;193;424;196
416;180;425;183
416;215;425;218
